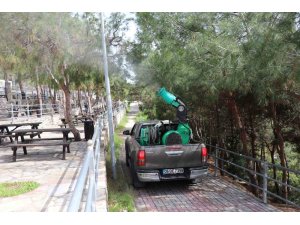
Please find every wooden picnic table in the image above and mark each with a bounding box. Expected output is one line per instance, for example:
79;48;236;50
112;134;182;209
0;122;42;143
0;122;42;133
7;128;72;162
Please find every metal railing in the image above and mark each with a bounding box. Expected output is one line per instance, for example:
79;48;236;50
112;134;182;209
0;103;64;122
67;104;125;212
207;144;300;208
67;116;103;212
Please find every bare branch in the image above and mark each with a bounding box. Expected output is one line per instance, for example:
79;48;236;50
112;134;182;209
45;64;59;85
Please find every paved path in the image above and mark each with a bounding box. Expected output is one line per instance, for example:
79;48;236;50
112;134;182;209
120;102;279;212
0;121;87;212
134;176;279;212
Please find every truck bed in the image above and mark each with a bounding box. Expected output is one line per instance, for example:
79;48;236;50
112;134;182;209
141;142;204;169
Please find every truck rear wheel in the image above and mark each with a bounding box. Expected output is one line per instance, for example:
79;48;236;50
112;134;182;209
132;173;145;188
125;144;130;167
130;162;145;188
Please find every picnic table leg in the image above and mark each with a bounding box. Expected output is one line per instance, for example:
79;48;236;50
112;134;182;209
64;132;70;153
32;125;41;138
5;127;13;142
20;135;27;155
62;145;66;160
12;146;17;162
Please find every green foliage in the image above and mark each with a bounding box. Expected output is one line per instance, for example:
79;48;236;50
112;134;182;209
0;12;133;97
107;181;135;212
0;181;39;197
110;75;132;101
135;111;149;122
128;12;300;202
115;115;129;133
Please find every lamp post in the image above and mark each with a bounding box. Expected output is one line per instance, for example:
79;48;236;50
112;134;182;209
100;12;116;179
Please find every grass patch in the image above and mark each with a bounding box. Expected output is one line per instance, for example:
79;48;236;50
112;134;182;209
115;115;128;133
106;114;136;212
0;181;39;197
135;111;148;122
107;174;135;212
113;133;123;160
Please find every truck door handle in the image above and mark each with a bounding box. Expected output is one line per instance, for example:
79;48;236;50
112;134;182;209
165;151;183;156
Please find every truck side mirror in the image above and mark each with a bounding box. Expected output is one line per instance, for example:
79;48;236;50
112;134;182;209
123;130;130;135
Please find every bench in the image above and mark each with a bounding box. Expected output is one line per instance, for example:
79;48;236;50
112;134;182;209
5;128;72;162
5;140;71;162
0;134;15;143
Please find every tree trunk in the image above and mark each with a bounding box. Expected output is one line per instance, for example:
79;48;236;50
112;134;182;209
49;86;53;101
40;86;44;101
35;68;43;117
215;103;225;176
62;85;81;141
87;90;92;113
77;89;83;115
4;71;11;101
270;101;288;200
49;86;58;113
17;74;26;105
271;145;280;195
248;110;257;159
84;90;92;114
226;91;258;195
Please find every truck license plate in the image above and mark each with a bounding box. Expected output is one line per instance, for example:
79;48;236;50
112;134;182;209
162;168;184;175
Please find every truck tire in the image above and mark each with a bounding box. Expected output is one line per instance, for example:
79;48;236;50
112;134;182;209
130;162;145;188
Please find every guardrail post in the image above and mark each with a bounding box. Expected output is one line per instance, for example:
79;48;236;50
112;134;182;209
262;161;268;204
11;103;14;123
214;144;219;177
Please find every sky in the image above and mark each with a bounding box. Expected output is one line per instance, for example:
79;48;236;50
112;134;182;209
2;0;300;12
123;13;137;42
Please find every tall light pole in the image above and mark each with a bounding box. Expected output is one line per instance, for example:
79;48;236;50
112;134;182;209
101;12;116;179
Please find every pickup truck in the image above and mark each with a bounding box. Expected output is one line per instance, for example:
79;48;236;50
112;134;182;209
123;120;209;188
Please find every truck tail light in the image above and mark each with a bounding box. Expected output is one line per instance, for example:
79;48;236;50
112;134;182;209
201;146;208;163
137;150;146;166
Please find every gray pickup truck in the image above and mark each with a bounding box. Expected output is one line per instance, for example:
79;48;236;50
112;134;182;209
123;120;209;188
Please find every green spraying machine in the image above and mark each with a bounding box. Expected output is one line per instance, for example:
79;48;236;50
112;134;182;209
139;87;192;146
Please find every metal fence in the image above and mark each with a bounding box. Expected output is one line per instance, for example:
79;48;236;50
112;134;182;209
0;103;64;122
67;116;104;212
207;144;300;208
67;105;125;212
0;101;126;122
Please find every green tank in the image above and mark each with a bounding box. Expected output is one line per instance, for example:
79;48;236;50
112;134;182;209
161;123;191;145
176;123;191;144
140;127;150;146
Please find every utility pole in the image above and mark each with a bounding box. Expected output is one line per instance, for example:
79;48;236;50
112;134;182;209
101;12;116;179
